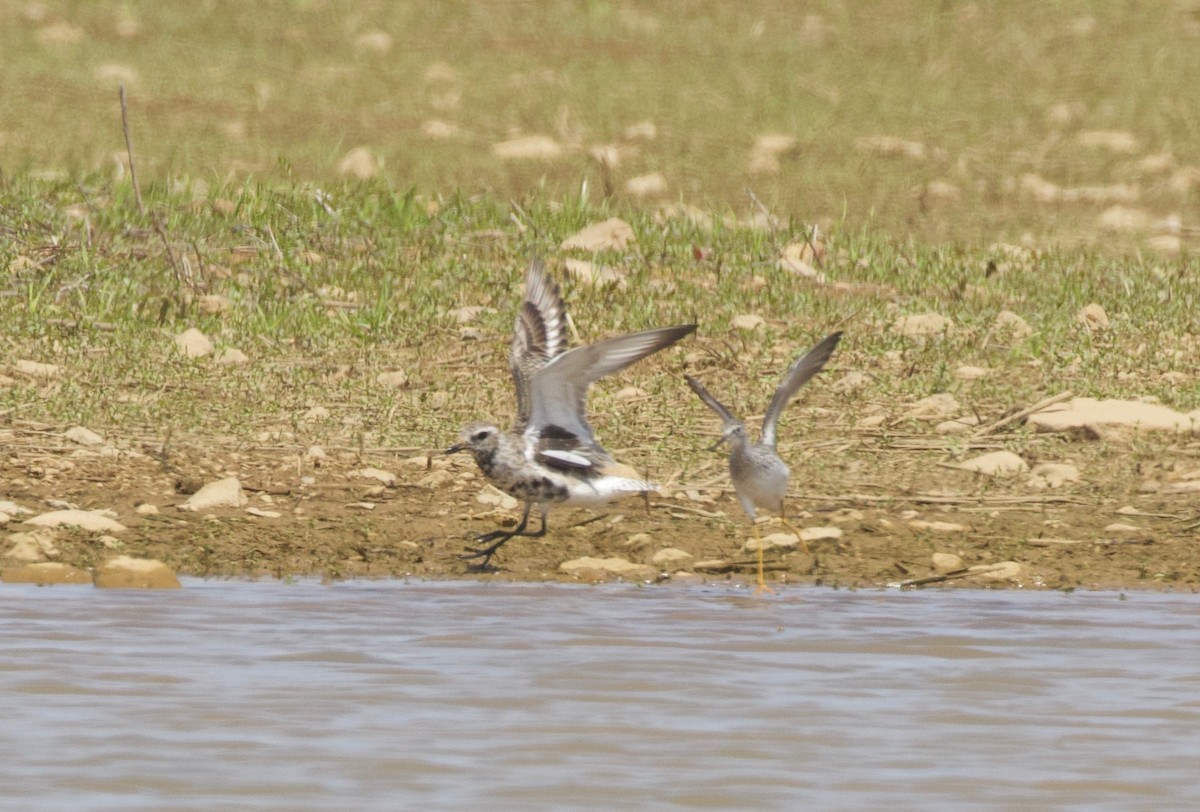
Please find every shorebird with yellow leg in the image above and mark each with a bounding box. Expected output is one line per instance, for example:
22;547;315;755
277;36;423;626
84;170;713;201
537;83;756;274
447;259;696;570
685;332;842;594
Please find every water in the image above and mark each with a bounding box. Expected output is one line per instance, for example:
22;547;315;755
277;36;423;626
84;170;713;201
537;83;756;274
2;581;1198;811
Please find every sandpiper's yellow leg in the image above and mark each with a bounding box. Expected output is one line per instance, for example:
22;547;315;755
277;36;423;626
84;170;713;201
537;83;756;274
779;503;817;555
778;517;811;556
752;521;775;596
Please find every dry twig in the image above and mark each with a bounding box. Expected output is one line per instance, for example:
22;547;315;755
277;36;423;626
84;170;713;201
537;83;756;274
118;84;145;216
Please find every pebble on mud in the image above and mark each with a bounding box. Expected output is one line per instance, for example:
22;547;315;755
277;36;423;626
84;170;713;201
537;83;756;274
909;520;969;534
14;359;62;378
351;467;397;487
180;477;247;511
475;486;518;511
3;529;61;562
968;561;1028;583
955;451;1029;476
932;552;964;573
26;509;127;533
94;556;181;589
1026;398;1200;434
906;393;961;419
651;548;693;567
1;562;91;585
936;416;981;434
1027;463;1081;489
375;370;409;388
64;426;105;447
560;556;655;580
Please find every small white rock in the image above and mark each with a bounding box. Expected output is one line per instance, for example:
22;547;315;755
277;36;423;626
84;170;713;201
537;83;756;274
3;529;61;562
1103;523;1142;535
65;426;105;446
994;310;1034;338
174;327;214;358
246;507;282;518
1027;462;1081;489
955;365;989;380
26;509;127;533
744;532;799;551
799;526;843;543
907;393;961;418
936;416;981;434
1076;303;1110;331
731;314;766;331
475;486;518;511
956;451;1029;476
352;467;397;487
376;370;409;388
0;501;35;517
969;561;1028;582
94;556;181;589
214;348;249;365
560;556;655;579
651;547;693;567
14;359;62;378
561;218;635;252
909;520;968;534
135;503;159;515
932;552;964;573
180;478;247;511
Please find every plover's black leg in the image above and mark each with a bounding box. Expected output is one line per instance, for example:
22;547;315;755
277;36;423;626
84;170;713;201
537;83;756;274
461;503;544;570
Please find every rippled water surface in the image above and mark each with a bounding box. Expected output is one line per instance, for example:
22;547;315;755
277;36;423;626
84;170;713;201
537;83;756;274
2;581;1198;811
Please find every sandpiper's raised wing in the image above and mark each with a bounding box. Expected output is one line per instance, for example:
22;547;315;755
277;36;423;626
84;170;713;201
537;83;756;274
510;259;568;433
526;324;696;470
684;374;741;429
760;332;842;448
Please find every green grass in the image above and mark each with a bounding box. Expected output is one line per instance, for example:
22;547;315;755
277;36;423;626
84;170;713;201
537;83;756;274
1;176;1198;461
1;2;1199;460
1;1;1198;245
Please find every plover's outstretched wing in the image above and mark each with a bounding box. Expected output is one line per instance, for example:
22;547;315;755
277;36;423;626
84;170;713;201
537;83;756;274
526;324;696;470
760;331;842;448
510;259;568;433
684;374;741;429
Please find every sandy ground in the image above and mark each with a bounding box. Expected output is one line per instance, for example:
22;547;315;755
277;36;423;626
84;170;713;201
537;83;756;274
2;412;1197;591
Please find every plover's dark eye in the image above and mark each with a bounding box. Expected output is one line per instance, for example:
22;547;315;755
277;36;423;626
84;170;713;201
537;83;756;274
472;430;490;442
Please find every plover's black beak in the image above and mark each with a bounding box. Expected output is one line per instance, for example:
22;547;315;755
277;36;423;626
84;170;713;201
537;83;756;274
445;442;468;455
706;436;728;453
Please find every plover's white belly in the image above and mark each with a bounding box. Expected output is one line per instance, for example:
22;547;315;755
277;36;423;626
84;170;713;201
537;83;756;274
561;473;655;507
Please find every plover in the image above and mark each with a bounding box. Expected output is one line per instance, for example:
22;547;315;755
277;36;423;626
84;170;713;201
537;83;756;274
685;332;842;593
447;260;696;569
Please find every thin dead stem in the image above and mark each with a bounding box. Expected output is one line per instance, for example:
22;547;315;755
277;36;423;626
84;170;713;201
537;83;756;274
118;84;145;216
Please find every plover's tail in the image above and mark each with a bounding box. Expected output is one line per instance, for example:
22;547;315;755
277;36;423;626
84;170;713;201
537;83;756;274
564;465;658;506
